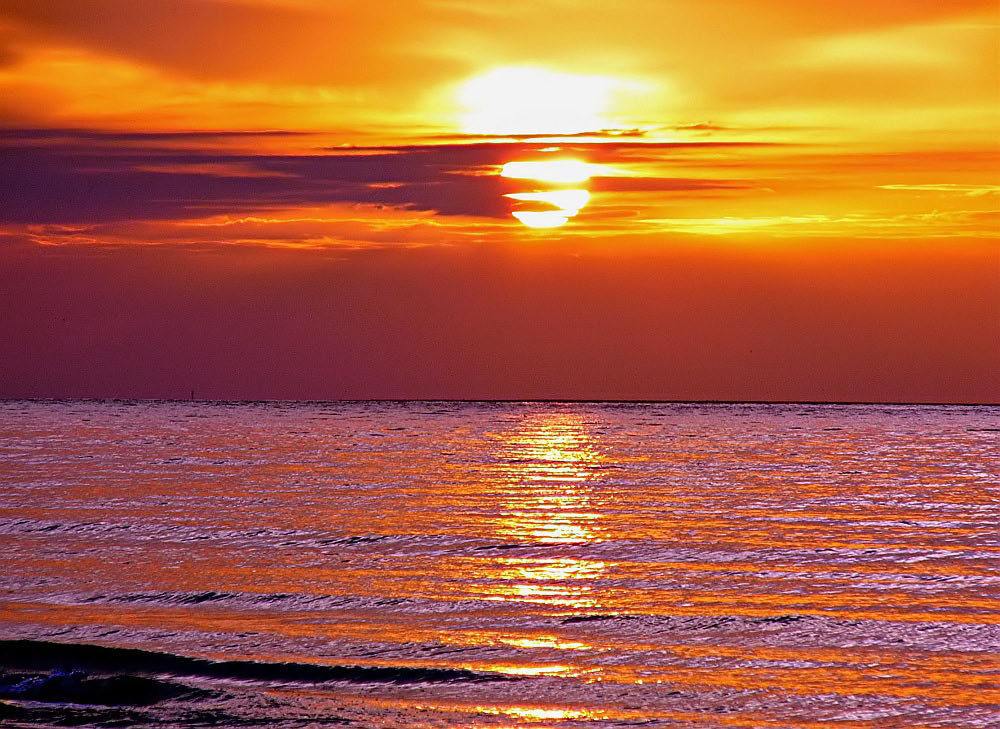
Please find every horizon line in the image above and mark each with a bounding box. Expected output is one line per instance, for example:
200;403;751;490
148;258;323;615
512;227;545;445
3;398;997;407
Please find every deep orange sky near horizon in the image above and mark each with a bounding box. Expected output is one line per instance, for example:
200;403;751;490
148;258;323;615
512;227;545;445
0;0;997;401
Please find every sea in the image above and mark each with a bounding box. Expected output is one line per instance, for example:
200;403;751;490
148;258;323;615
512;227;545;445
0;400;997;728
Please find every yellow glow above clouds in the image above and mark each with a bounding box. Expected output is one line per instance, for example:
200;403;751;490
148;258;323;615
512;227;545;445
459;67;632;136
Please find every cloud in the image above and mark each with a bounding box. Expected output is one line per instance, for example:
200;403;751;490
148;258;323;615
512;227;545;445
0;0;463;86
2;128;994;249
0;130;779;229
2;0;994;136
0;133;511;224
0;128;307;142
636;210;1000;238
878;183;1000;196
0;43;394;132
589;177;756;193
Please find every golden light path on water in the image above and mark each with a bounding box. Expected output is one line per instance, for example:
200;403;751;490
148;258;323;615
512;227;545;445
455;411;611;712
489;417;606;604
500;159;603;228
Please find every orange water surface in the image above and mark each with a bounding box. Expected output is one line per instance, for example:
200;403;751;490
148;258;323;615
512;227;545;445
1;401;997;727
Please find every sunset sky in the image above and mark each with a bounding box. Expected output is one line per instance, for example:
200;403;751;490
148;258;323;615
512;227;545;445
1;0;997;401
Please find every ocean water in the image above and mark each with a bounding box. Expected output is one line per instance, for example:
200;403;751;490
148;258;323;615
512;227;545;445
0;400;997;728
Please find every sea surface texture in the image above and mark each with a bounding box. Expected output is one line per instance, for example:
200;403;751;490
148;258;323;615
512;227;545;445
0;400;997;728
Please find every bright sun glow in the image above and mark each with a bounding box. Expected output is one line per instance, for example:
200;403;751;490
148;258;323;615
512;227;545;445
510;211;571;228
507;190;591;211
459;67;620;135
500;160;600;228
507;190;590;229
500;160;603;184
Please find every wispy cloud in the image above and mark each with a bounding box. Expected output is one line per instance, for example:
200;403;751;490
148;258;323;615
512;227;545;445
879;183;1000;196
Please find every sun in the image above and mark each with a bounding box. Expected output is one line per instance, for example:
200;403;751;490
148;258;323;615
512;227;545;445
500;159;604;184
507;189;591;229
458;67;619;136
500;163;597;228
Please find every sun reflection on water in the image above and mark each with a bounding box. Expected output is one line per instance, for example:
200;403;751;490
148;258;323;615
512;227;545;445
477;557;608;607
478;704;601;721
498;635;591;651
471;413;610;607
497;412;603;482
492;412;606;542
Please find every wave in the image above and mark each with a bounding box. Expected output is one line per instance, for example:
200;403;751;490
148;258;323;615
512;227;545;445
0;669;206;706
0;639;509;686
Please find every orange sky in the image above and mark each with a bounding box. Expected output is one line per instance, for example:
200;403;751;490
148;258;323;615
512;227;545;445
0;0;997;401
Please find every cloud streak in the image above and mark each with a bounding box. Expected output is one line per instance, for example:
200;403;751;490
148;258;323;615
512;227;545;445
0;130;782;230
